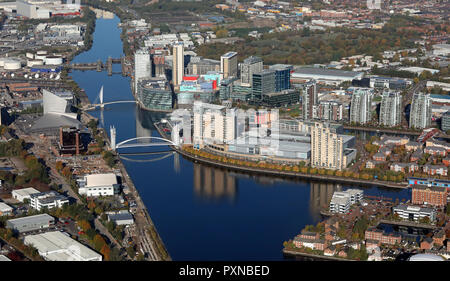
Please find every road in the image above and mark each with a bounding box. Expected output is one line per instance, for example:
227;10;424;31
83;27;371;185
93;217;129;260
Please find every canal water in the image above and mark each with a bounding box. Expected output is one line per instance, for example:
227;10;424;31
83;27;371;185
70;15;412;260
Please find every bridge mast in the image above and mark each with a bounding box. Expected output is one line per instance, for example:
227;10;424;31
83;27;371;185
99;86;104;108
110;125;116;151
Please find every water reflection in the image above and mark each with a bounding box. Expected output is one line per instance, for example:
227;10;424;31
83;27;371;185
309;182;341;221
193;163;238;202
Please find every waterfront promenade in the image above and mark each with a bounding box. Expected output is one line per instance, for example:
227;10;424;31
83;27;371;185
177;147;407;189
153;123;407;190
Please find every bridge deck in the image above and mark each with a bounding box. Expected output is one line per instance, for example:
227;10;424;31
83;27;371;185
117;143;174;149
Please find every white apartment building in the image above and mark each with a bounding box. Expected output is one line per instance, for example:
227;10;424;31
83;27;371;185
193;101;236;148
379;90;402;126
329;189;363;213
329;192;351;214
393;204;436;222
409;92;432;129
350;88;373;124
29;191;69;211
134;48;152;91
346;188;364;204
311;122;345;170
78;173;120;197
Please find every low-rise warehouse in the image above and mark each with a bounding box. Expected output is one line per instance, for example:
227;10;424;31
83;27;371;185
6;214;55;233
291;67;364;85
78;173;120;197
24;231;102;261
11;187;40;202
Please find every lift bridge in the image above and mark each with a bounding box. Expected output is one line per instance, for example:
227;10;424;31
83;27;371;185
109;126;179;151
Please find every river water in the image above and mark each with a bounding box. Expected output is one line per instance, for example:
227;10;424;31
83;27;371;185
70;15;412;260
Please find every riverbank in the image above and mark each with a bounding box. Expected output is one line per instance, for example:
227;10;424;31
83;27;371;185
152;122;407;189
67;9;170;260
177;147;407;189
99;127;170;260
282;249;349;261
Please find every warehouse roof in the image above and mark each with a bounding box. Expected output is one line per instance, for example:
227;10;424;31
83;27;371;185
23;231;102;261
7;214;54;225
12;187;40;197
0;255;11;261
108;212;134;223
85;173;118;188
293;67;364;78
0;202;13;213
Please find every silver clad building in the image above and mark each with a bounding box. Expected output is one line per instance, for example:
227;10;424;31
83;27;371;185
393;204;436;222
240;56;263;87
6;214;55;233
379;90;402;126
134;49;152;92
31;89;81;134
409;92;432;129
350;88;373;124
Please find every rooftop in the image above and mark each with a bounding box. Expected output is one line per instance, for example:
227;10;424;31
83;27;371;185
221;51;237;58
293;67;363;78
85;173;118;188
0;202;13;212
23;231;102;261
12;187;40;197
7;214;54;225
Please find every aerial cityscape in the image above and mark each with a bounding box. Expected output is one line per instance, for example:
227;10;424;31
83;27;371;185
0;0;449;266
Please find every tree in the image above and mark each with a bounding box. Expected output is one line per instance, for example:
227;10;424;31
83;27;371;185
78;220;91;232
93;234;106;252
102;151;115;168
61;166;72;178
127;245;136;259
215;29;228;38
100;244;111;261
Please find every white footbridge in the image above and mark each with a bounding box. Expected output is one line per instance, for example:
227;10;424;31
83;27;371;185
110;126;179;151
83;86;138;111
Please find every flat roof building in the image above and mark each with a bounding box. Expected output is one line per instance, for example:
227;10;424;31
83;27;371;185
107;211;134;226
78;173;120;197
12;187;40;202
29;191;69;211
220;51;238;79
393;204;436;222
412;185;447;207
329;188;363;213
0;202;13;216
6;214;55;233
24;231;102;261
292;67;364;85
